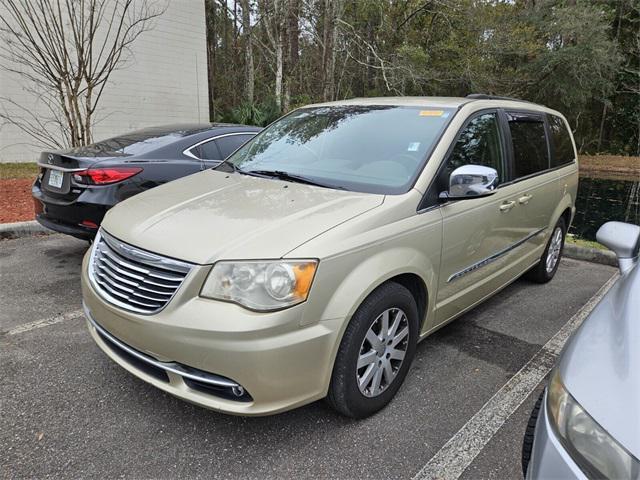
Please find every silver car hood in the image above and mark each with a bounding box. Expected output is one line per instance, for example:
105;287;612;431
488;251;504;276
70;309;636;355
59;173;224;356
559;262;640;457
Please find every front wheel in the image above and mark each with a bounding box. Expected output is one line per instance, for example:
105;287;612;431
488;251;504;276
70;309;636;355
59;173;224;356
326;282;419;418
522;390;545;477
525;217;566;283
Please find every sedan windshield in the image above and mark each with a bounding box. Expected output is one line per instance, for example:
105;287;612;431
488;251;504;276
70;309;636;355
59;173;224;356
224;105;455;194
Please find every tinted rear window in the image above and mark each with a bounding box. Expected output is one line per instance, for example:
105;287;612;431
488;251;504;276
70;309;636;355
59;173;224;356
198;140;222;160
216;134;254;159
548;115;575;167
509;115;549;179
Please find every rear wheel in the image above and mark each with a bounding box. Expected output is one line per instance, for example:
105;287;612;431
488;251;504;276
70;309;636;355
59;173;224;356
326;282;419;418
525;217;566;283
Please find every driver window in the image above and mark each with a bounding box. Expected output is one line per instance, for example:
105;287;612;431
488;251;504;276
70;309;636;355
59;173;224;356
441;113;505;189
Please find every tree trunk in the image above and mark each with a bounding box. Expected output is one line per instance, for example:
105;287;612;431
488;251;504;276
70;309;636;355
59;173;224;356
275;30;283;109
273;0;285;110
597;103;607;153
204;0;216;119
321;0;340;101
321;0;331;101
283;82;291;111
287;0;299;104
240;0;254;104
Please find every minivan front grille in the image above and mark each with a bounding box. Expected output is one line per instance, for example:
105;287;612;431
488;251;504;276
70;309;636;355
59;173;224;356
88;230;193;314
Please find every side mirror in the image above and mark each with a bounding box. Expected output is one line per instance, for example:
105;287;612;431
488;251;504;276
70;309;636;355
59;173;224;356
440;165;499;200
596;221;640;274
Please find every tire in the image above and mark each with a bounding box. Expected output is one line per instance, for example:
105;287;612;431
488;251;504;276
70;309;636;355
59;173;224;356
326;282;419;419
522;390;545;478
525;217;566;283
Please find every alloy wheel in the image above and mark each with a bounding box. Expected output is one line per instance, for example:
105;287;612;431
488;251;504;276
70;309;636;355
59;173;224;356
356;308;409;398
546;227;563;273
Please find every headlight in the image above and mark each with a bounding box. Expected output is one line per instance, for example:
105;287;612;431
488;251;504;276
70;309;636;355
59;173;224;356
200;260;318;311
547;369;640;479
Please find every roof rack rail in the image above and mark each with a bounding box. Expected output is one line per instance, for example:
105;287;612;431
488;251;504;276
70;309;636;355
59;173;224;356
466;93;536;104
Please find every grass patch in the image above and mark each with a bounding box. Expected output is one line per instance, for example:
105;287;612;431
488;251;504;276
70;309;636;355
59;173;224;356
566;235;608;251
0;162;39;179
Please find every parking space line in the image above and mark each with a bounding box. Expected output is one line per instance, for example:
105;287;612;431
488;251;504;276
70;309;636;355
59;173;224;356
412;272;619;480
3;309;84;336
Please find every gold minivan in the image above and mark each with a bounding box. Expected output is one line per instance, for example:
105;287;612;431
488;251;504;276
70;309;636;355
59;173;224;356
82;95;578;418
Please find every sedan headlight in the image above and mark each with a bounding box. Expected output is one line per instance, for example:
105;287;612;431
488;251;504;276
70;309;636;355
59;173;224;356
547;369;640;479
200;260;318;311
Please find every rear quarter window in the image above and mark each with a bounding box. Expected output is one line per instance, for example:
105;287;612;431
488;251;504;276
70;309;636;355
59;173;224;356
198;140;222;160
215;134;255;159
548;115;575;167
508;114;549;179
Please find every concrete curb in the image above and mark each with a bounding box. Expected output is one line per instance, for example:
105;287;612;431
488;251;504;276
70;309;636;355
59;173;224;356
0;220;51;240
564;242;617;267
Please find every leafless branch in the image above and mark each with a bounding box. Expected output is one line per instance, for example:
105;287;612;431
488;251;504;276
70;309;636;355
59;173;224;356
0;0;165;149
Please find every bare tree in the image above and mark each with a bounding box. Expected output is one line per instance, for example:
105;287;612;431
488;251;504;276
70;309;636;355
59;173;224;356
0;0;164;149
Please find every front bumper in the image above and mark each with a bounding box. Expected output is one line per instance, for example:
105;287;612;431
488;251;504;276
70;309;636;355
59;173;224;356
527;391;587;479
81;252;342;416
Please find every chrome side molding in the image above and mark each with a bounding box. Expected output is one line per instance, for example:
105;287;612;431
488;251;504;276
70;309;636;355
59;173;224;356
448;227;546;282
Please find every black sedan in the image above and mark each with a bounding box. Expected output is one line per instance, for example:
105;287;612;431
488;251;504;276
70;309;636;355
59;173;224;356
32;123;260;239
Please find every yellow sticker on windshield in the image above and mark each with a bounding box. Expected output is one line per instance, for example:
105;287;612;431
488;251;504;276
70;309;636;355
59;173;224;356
419;110;444;117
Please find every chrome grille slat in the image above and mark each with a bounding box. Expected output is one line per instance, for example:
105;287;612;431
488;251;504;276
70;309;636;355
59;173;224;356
89;231;193;314
98;255;180;289
96;272;135;294
136;276;181;289
137;284;174;296
129;290;169;302
96;264;141;288
98;256;146;281
95;277;137;300
100;246;185;282
99;247;150;274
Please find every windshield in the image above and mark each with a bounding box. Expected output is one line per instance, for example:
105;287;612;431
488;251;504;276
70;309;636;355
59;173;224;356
224;105;455;194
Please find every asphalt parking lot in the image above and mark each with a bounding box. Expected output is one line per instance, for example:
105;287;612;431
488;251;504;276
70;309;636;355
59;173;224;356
1;234;616;479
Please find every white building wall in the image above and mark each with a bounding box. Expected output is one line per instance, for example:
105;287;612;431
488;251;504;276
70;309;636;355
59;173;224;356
0;0;209;163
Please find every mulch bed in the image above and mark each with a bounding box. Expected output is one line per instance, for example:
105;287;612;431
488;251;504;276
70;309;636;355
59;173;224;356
0;178;35;223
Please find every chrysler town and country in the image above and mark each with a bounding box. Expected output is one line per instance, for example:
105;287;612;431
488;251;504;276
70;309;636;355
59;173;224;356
81;95;579;418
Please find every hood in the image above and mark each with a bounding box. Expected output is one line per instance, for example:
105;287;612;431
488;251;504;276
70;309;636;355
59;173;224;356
101;169;384;264
559;263;640;458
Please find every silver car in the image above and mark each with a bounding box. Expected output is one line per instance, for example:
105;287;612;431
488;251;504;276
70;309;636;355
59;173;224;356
523;221;640;479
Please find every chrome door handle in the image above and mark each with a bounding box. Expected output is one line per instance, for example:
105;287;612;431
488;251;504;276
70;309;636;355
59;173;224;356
499;200;516;212
518;194;532;205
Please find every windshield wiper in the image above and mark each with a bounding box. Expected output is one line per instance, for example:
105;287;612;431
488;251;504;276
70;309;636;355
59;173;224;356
241;169;345;190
